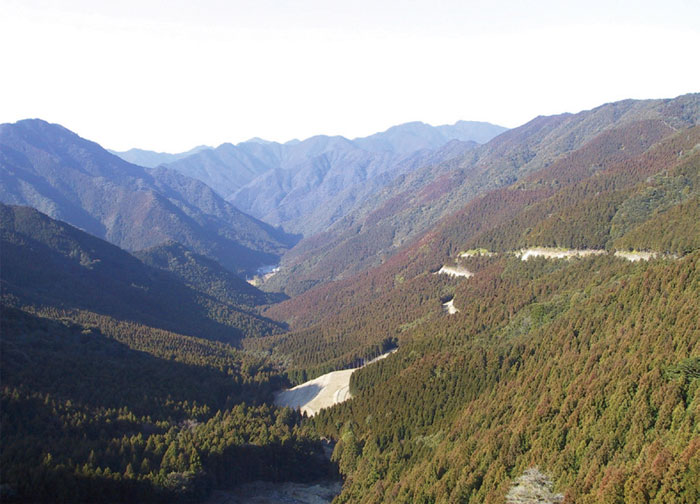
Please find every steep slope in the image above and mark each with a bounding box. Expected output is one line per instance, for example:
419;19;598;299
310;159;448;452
257;121;700;378
161;140;286;199
163;135;360;204
0;204;283;343
108;145;210;168
265;93;700;295
249;117;700;504
316;251;700;504
0;119;296;275
1;306;329;503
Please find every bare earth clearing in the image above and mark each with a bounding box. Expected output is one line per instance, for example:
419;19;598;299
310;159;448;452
613;250;657;261
438;247;663;315
442;298;459;314
275;350;397;416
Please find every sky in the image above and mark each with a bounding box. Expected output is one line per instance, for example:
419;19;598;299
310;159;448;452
1;0;699;152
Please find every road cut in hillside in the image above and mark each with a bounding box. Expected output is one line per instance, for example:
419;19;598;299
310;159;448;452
518;247;606;260
517;247;667;262
436;265;473;278
275;350;396;417
614;250;657;261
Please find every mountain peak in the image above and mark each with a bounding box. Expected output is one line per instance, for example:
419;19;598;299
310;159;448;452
353;119;507;154
243;136;274;145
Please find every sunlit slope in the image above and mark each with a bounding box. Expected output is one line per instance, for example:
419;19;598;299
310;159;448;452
316;251;699;503
257;124;700;379
267;94;699;296
256;103;700;503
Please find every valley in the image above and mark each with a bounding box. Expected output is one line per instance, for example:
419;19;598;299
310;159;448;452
1;92;699;504
247;264;281;286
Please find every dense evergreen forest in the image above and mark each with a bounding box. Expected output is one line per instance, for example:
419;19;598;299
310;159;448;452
0;307;334;502
0;205;333;502
259;124;700;379
315;251;700;503
257;118;700;502
1;96;699;503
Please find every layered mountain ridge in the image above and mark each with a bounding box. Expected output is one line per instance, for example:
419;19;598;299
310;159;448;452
2;93;699;504
0;119;297;276
108;145;211;168
245;104;700;503
154;121;506;235
265;93;700;295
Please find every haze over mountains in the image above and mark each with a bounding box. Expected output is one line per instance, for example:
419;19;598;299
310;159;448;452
0;118;505;277
108;145;211;168
1;93;699;504
119;120;506;235
0;119;296;276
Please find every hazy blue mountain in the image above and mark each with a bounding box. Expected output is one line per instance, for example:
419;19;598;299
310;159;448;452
160;141;286;200
160;121;506;234
108;145;210;167
232;139;478;235
163;134;363;201
0;119;297;275
353;120;506;153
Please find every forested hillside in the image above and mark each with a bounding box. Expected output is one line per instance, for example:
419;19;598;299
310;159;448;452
261;123;700;372
316;251;699;503
0;307;333;503
133;241;287;308
248;106;700;503
0;205;333;502
2;94;698;504
0;204;283;343
265;94;700;296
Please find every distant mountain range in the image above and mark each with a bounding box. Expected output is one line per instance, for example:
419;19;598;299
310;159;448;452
113;121;506;235
230;139;479;236
352;120;507;153
0;119;298;276
108;145;211;168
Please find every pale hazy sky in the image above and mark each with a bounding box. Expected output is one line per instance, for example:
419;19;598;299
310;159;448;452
1;0;699;152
